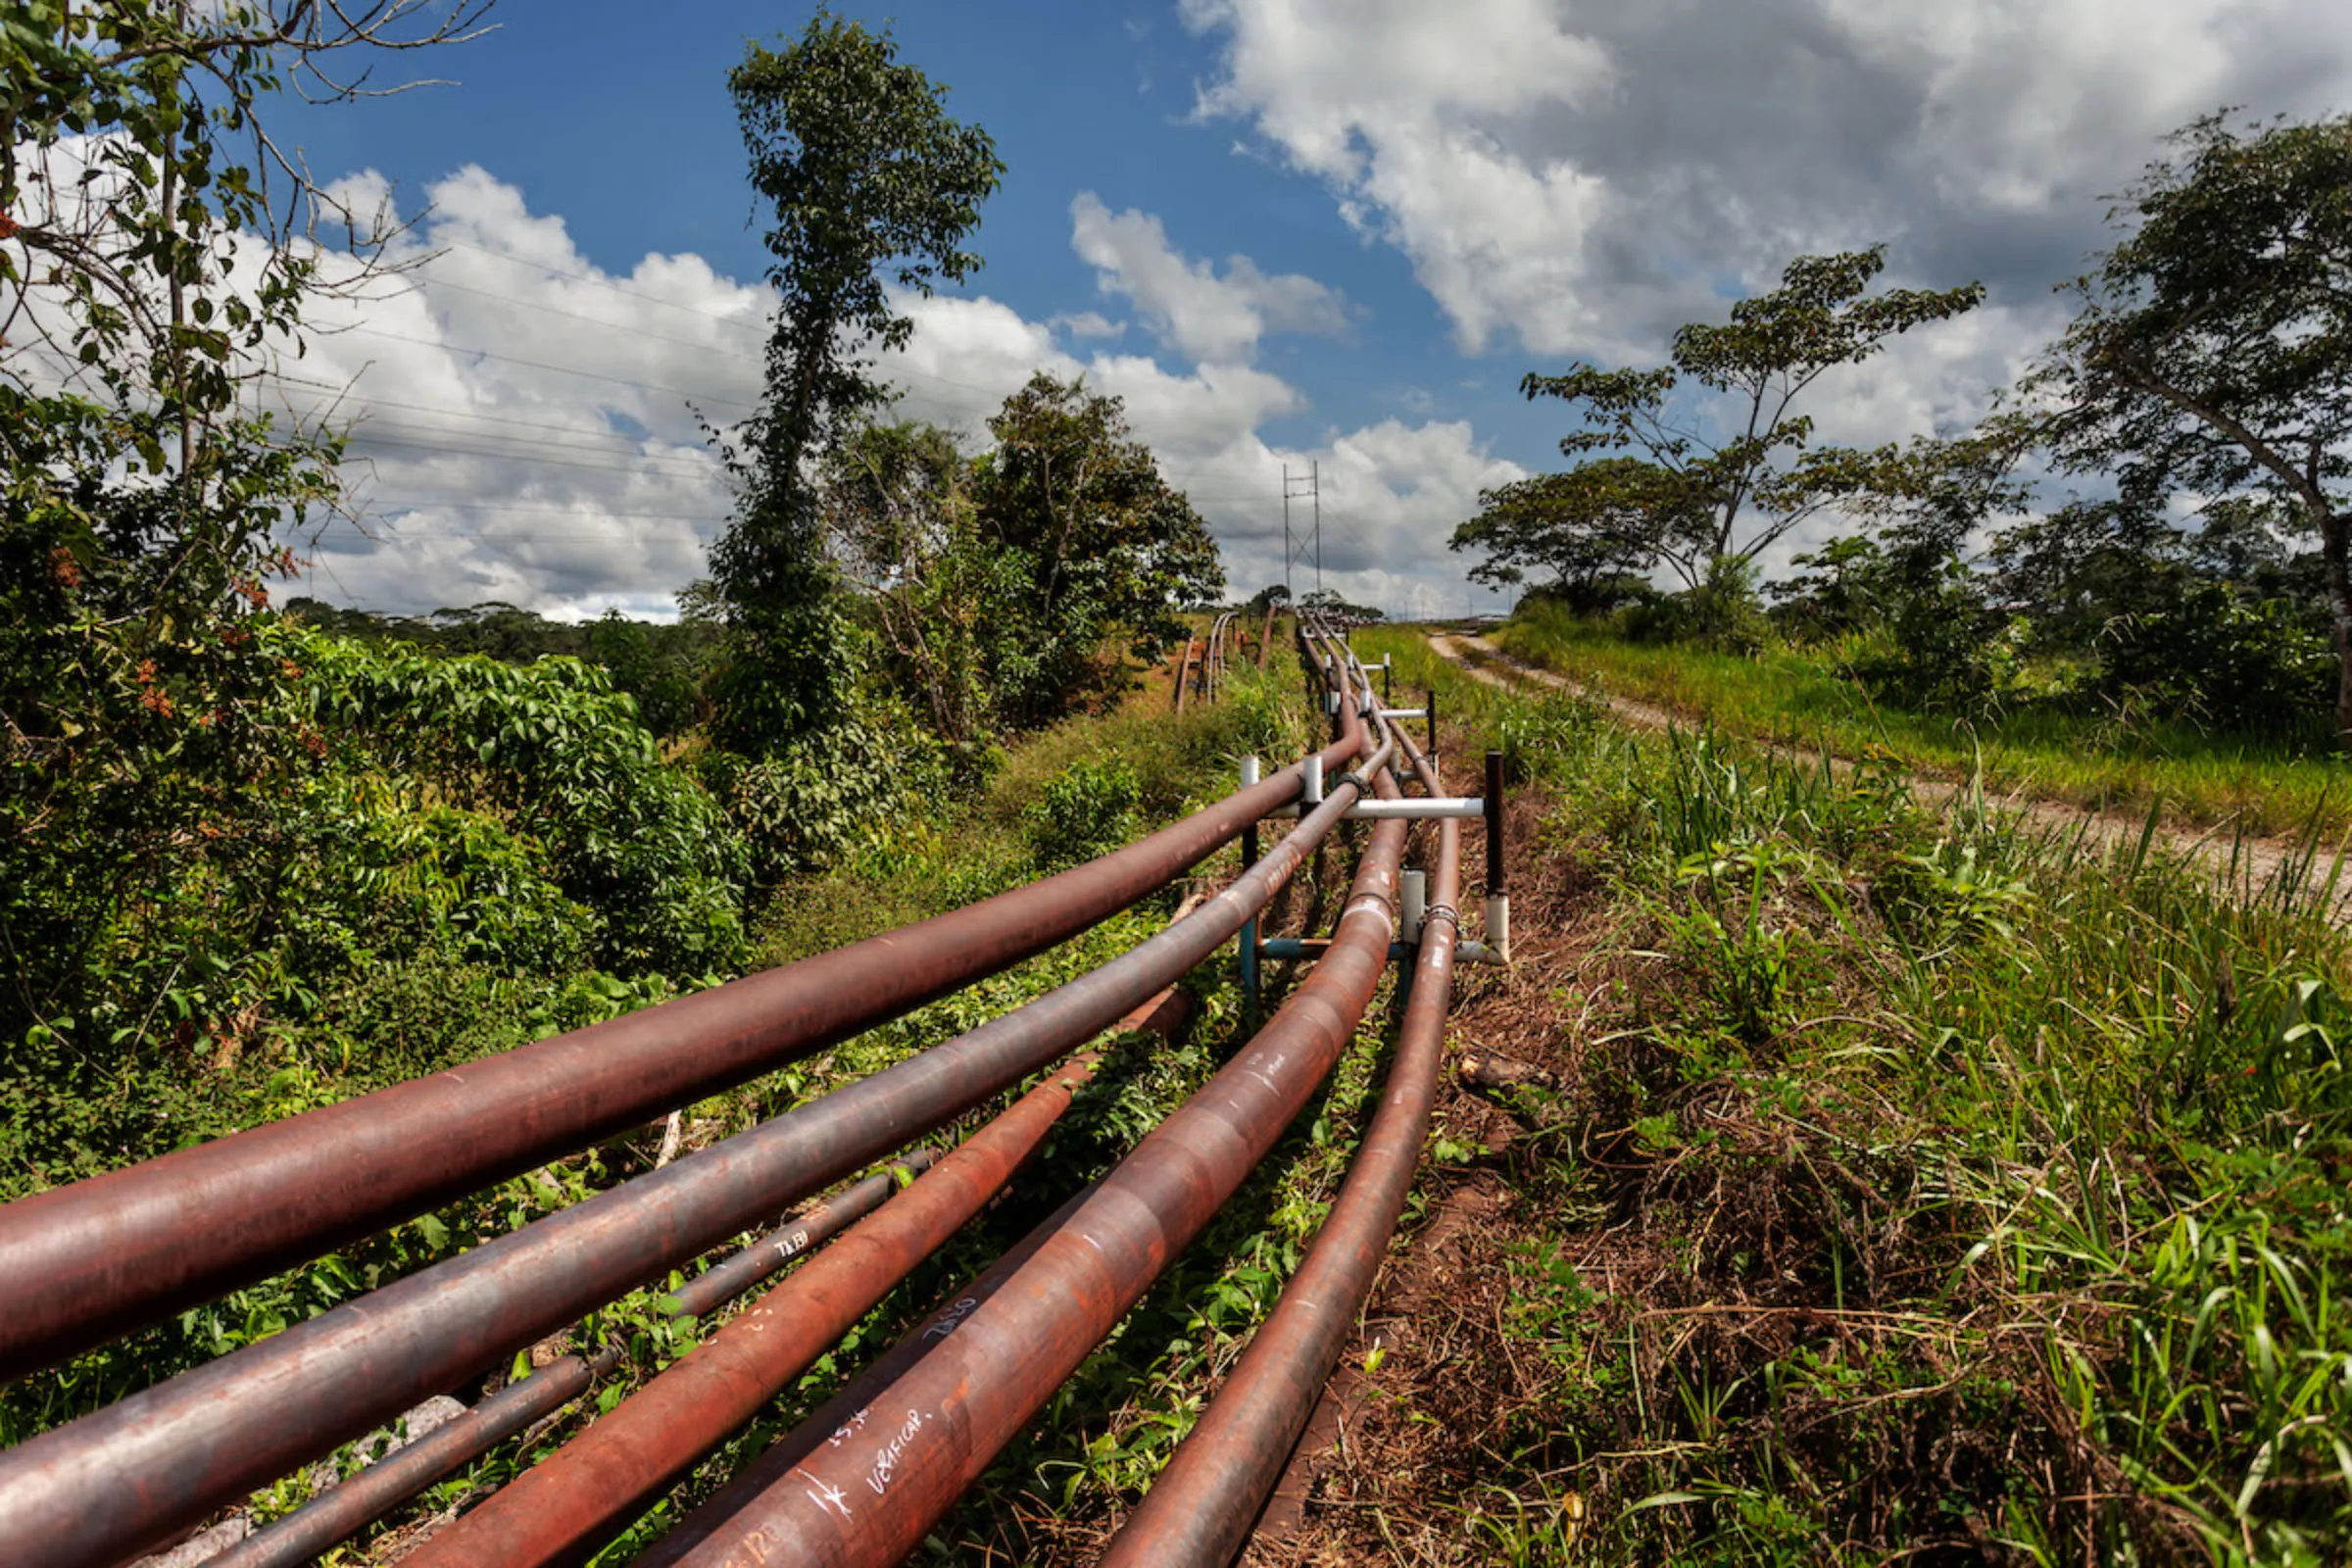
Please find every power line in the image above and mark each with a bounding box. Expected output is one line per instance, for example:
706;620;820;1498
268;377;708;445
337;416;720;468
338;496;728;521
325;525;709;543
408;256;1042;406
327;323;762;408
416;273;762;361
334;428;722;479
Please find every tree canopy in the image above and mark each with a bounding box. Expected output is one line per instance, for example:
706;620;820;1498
971;373;1226;725
2034;111;2352;740
1454;248;1984;596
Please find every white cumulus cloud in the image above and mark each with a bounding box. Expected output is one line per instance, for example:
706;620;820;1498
1180;0;2352;367
1069;191;1349;363
150;168;1494;619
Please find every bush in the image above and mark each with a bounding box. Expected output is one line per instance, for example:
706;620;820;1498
1027;758;1143;868
708;701;953;886
2095;585;2333;743
1843;581;2017;715
1602;563;1767;655
294;626;748;975
1683;557;1771;655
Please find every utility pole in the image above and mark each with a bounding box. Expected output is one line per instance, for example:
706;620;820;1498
1282;463;1320;603
1281;465;1293;600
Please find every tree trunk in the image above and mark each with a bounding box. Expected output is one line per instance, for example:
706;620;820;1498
2322;508;2352;751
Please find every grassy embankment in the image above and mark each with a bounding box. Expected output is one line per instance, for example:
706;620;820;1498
4;639;1411;1568
1264;620;2352;1566
1487;600;2352;842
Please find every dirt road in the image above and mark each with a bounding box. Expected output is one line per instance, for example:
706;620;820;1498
1426;632;2348;917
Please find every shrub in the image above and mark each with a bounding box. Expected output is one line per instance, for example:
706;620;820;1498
707;701;952;886
1027;758;1143;868
292;626;748;975
1843;581;2017;715
2095;585;2332;743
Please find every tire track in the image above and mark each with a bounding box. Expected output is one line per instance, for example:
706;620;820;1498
1426;631;2352;921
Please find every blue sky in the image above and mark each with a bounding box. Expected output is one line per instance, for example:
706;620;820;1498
233;0;2352;618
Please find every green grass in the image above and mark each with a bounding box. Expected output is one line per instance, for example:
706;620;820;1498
1367;654;2352;1564
1488;600;2352;841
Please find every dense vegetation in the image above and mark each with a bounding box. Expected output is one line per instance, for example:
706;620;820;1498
1453;112;2352;784
0;3;1235;1185
0;0;1244;1444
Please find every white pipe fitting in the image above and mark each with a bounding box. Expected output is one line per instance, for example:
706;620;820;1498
1301;756;1324;807
1483;894;1511;964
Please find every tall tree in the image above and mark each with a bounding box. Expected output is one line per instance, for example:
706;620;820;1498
1449;455;1704;608
2034;112;2352;742
971;373;1225;724
710;12;1002;754
1474;248;1983;593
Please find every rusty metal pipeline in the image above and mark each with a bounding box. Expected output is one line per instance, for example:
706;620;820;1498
632;1184;1102;1568
1097;819;1462;1566
404;987;1192;1568
650;780;1412;1568
209;1147;942;1568
0;712;1362;1385
0;731;1391;1568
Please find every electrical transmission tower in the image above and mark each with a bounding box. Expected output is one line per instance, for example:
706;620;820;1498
1281;462;1320;601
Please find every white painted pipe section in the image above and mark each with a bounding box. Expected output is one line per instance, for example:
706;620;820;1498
1401;870;1427;945
1348;797;1486;820
1483;895;1511;964
1380;708;1426;720
1300;756;1324;808
1239;755;1260;790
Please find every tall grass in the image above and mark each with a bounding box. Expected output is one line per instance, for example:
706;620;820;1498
1475;675;2352;1564
1492;601;2352;841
